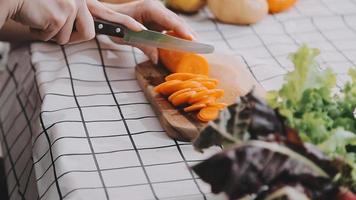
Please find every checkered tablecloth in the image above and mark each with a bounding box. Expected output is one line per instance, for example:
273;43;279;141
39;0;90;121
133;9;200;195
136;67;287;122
1;0;356;199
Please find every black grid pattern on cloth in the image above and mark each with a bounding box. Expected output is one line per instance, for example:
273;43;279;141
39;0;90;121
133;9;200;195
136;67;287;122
1;0;356;200
0;46;40;200
25;37;220;200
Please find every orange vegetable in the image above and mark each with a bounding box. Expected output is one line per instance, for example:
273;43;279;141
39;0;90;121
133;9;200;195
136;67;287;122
168;88;192;102
165;73;207;81
184;103;207;112
209;89;225;98
189;77;219;85
154;80;182;95
189;90;211;104
208;102;228;110
159;32;209;75
177;80;202;91
199;81;217;89
171;91;196;106
192;87;208;92
267;0;297;13
197;106;220;122
196;96;216;105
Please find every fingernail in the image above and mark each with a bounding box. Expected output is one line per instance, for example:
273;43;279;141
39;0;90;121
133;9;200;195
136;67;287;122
139;23;148;30
151;53;158;65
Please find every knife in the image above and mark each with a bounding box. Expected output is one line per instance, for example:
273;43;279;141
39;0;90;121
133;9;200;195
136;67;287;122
93;19;214;54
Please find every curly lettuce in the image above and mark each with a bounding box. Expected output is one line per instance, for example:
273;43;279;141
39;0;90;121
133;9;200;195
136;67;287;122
267;45;356;189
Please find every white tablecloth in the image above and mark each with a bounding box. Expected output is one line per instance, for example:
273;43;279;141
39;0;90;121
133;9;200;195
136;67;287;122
1;0;356;199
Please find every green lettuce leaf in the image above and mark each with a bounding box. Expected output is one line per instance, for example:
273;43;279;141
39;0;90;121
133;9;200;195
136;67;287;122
267;45;356;190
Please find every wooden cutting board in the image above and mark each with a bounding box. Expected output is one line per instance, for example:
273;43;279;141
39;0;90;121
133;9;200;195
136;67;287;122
135;53;265;141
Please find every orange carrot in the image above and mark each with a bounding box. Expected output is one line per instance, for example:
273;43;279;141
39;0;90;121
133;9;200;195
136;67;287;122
197;106;220;122
189;77;219;85
267;0;297;13
184;103;207;112
196;96;216;105
208;102;228;110
176;80;202;91
209;89;225;99
171;91;196;106
189;90;211;104
154;80;182;95
168;88;192;102
159;32;209;75
165;73;207;81
200;81;216;89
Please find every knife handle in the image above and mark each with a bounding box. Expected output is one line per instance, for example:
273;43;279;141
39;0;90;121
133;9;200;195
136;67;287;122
94;19;126;38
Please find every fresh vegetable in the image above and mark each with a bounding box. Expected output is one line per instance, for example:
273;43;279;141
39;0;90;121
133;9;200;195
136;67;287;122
207;0;268;25
154;72;227;122
165;73;207;81
159;32;209;75
267;45;356;189
197;106;220;122
267;0;297;13
165;0;206;14
192;91;355;199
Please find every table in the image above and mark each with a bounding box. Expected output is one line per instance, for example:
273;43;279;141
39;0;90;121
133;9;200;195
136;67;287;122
1;0;356;199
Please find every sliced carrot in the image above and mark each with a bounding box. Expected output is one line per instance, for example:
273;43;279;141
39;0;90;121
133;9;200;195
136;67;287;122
189;90;211;104
208;102;228;110
177;80;202;91
197;106;220;122
184;103;207;112
200;81;217;89
171;91;196;106
191;87;208;92
196;96;216;105
165;73;207;81
189;77;219;85
209;89;225;98
168;88;192;102
154;80;182;95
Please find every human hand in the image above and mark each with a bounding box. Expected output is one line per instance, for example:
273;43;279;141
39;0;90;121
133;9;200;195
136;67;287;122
9;0;145;44
103;0;196;64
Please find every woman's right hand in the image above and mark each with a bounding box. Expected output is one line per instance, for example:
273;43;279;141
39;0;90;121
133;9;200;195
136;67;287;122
7;0;145;44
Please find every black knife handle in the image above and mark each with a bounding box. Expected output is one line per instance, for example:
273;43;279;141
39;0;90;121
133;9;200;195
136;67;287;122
94;19;126;38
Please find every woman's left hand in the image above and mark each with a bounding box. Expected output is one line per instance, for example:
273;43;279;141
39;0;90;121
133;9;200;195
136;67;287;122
103;0;196;64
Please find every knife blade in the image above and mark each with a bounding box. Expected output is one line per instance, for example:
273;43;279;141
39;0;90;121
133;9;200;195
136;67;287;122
94;19;214;54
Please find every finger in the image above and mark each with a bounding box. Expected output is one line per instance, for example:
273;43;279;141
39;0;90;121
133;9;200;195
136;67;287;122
29;16;66;42
53;12;76;44
69;2;95;44
146;4;194;40
87;0;145;32
111;37;158;64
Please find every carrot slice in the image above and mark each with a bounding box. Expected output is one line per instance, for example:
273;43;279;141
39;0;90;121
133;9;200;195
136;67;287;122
154;80;182;95
165;73;207;81
189;77;219;85
200;81;216;89
168;88;191;102
208;102;228;110
209;89;225;98
177;80;202;91
189;90;211;104
184;103;207;112
197;106;220;122
191;87;208;92
196;96;216;105
171;91;196;106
